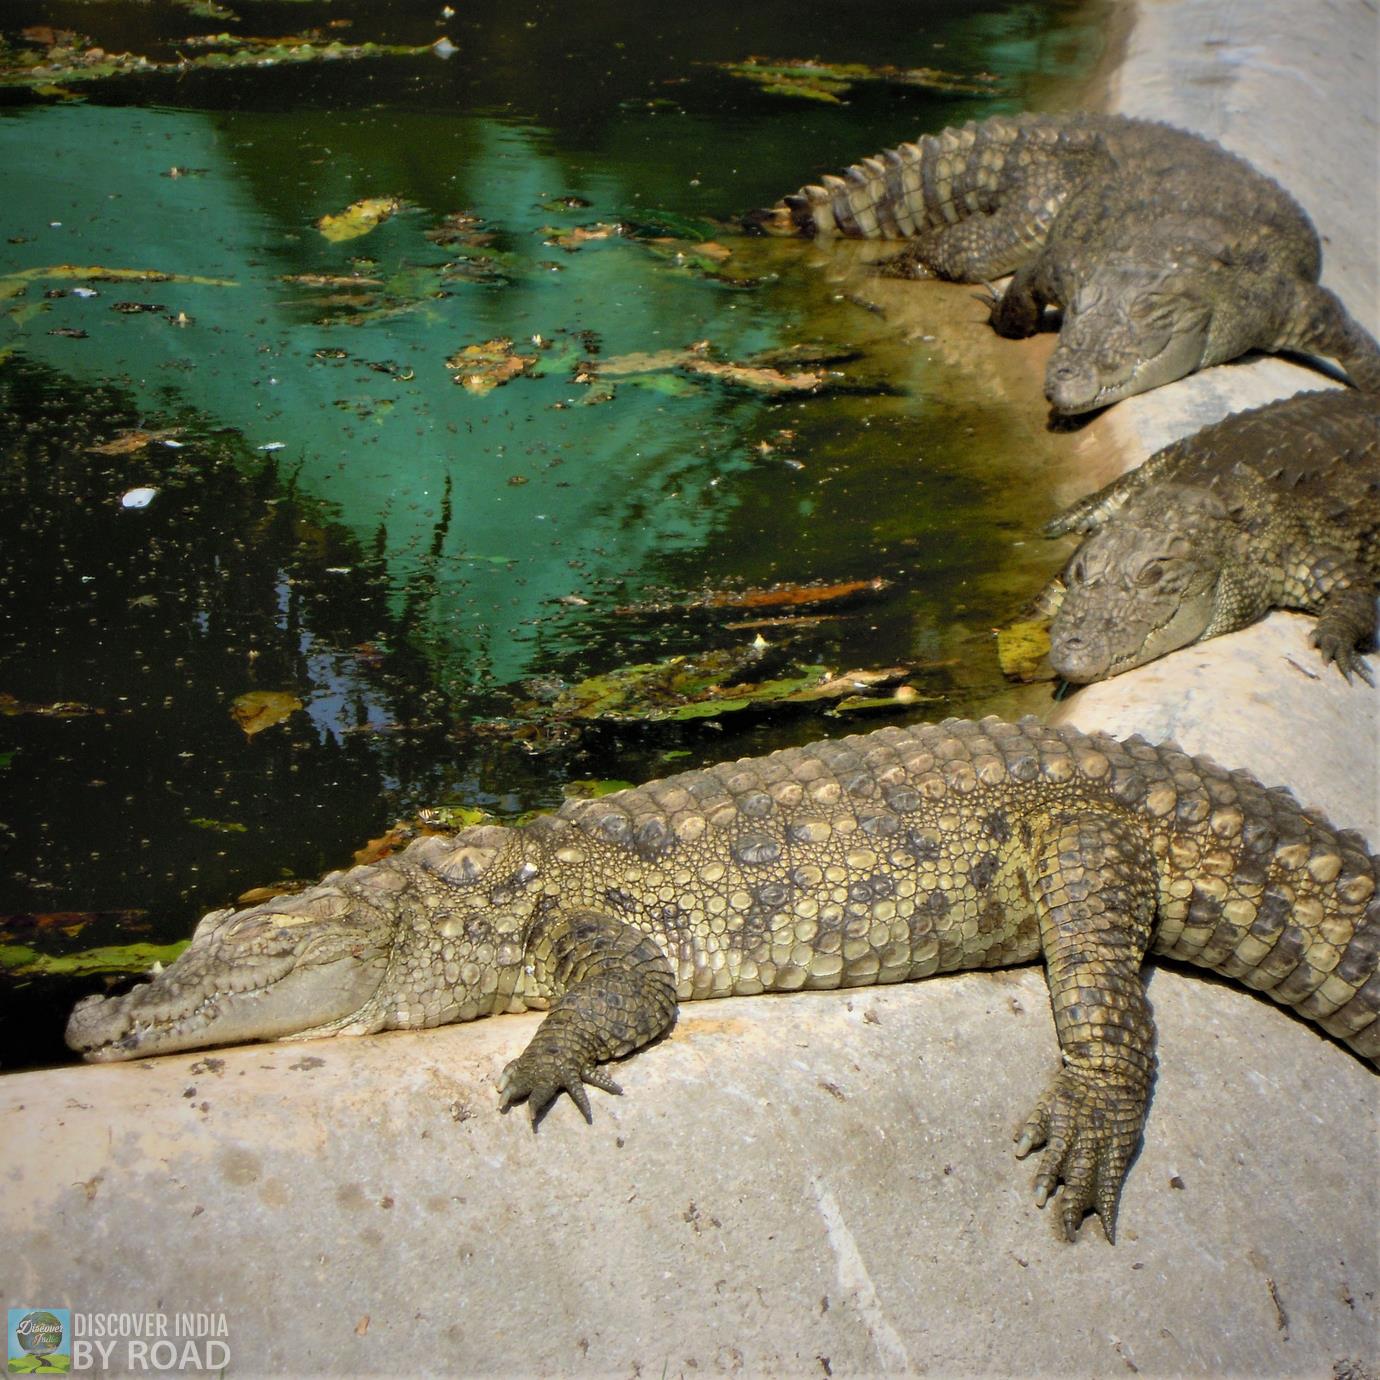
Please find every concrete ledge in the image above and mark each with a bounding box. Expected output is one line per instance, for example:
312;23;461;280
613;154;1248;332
2;972;1375;1376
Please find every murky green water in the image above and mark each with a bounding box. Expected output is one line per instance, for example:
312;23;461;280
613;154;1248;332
0;0;1106;1066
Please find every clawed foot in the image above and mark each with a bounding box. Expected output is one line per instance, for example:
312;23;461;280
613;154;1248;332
1311;627;1375;685
498;1043;622;1126
1013;1068;1148;1243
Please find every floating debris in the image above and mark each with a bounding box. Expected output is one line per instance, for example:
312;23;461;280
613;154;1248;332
0;940;188;979
0;692;106;718
713;56;1001;103
578;339;859;396
424;211;495;250
316;197;405;244
444;337;539;394
540;222;627;251
230;690;303;737
996;618;1055;682
497;646;931;729
0;28;433;92
88;428;184;456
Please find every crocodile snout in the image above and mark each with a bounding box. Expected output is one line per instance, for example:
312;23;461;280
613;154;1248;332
1047;628;1114;684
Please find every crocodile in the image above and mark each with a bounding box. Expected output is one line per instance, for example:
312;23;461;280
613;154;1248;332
67;716;1378;1241
1037;389;1380;683
754;113;1380;413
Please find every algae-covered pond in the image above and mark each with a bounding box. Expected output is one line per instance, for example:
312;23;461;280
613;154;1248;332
0;0;1106;1067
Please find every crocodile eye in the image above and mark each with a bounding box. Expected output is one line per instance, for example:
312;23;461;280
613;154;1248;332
1068;555;1088;585
1135;559;1166;587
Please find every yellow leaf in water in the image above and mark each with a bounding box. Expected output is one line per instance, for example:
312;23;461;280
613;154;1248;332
316;197;404;243
996;619;1054;682
231;690;303;736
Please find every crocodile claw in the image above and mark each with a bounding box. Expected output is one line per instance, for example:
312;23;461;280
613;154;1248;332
972;282;1003;317
1311;626;1376;685
498;1047;622;1126
1014;1068;1147;1243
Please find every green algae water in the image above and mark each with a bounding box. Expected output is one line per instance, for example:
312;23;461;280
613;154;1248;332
0;0;1107;1067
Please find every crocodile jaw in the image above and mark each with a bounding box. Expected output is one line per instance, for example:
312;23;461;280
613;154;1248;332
1046;330;1210;413
66;905;393;1061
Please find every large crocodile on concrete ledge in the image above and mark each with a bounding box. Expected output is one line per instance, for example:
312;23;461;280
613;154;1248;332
754;113;1380;413
1038;389;1380;683
67;716;1378;1243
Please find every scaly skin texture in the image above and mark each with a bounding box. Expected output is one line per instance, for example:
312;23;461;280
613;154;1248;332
67;716;1380;1242
1037;390;1380;682
756;113;1380;412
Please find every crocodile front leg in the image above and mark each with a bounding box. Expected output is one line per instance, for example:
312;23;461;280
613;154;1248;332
498;909;678;1124
1310;583;1377;683
1281;547;1378;683
1017;812;1158;1243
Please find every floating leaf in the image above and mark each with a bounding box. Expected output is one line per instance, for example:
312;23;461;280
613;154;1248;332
444;337;538;394
188;816;249;833
698;577;889;610
829;687;937;715
713;56;1002;103
580;339;856;397
88;427;184;455
280;272;385;289
317;196;405;243
996;618;1054;682
534;647;925;725
623;210;725;242
0;692;104;717
540;222;626;250
620;577;889;616
562;779;636;800
230;690;303;736
0;940;187;978
1;30;432;90
18;263;236;287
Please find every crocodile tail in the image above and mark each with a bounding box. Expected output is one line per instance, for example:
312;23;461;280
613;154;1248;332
752;113;1081;241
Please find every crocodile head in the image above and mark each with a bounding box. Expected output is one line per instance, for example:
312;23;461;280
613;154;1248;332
66;889;397;1061
66;826;533;1062
1047;484;1236;682
1045;256;1215;414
